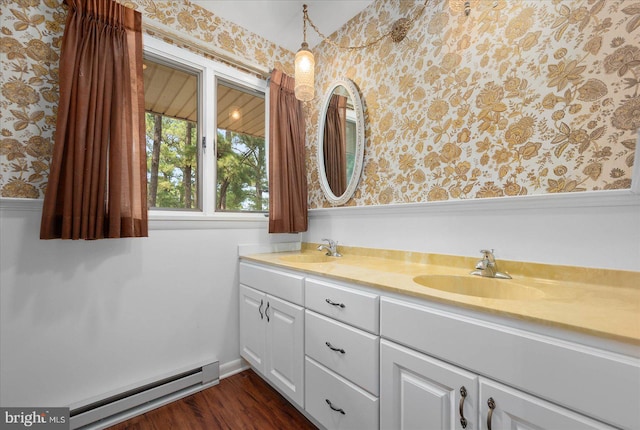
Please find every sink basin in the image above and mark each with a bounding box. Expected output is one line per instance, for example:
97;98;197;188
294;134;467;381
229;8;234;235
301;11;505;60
279;254;334;264
413;274;545;300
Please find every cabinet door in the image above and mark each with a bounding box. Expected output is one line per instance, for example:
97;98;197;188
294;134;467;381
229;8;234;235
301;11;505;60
239;284;266;371
479;378;615;430
381;340;478;430
265;294;305;407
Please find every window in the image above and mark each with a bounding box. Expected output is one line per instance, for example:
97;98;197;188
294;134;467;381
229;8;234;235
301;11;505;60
143;58;199;210
345;109;357;182
143;36;268;217
216;80;267;212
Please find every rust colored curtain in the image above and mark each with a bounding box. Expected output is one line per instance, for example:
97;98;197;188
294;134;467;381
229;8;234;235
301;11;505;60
323;94;347;196
268;70;308;233
40;0;147;239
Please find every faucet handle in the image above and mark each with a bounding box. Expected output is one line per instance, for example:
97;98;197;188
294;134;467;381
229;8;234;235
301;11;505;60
319;238;341;257
472;249;510;279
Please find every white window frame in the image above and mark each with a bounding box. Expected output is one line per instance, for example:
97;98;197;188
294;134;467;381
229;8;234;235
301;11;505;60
143;35;269;223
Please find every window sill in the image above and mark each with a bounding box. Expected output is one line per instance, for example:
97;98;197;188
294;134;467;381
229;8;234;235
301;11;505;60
0;199;269;230
149;211;269;230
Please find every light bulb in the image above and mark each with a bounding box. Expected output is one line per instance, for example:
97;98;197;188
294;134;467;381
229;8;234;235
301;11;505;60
294;44;315;101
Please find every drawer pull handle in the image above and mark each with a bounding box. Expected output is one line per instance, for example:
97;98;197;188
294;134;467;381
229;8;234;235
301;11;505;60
325;399;346;415
459;386;467;429
265;302;270;322
325;298;345;308
325;341;346;354
258;299;264;320
487;397;496;430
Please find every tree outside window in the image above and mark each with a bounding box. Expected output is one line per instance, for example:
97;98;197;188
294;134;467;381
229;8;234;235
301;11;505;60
143;55;267;213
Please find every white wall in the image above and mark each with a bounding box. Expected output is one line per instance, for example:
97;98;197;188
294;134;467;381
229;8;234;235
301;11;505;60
2;191;638;409
304;190;640;272
0;198;293;407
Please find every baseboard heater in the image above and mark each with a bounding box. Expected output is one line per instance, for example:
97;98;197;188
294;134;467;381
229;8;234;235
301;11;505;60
69;361;219;430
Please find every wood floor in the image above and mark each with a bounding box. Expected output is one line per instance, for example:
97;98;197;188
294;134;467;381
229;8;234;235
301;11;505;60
107;369;316;430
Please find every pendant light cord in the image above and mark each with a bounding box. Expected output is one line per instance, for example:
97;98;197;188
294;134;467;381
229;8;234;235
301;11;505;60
302;4;309;46
304;0;429;51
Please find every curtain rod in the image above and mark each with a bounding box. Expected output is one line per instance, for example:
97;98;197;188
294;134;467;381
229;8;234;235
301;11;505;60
142;21;271;79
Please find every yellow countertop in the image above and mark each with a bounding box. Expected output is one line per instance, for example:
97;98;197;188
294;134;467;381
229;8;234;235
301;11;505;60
241;244;640;346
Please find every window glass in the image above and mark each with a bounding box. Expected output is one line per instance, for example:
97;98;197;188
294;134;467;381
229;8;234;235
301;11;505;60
216;80;268;212
143;38;268;217
346;115;357;182
143;57;199;210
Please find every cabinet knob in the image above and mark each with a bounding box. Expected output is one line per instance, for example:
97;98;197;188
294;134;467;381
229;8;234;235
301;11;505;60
487;397;496;430
265;301;270;322
325;398;346;415
459;386;468;429
258;299;264;320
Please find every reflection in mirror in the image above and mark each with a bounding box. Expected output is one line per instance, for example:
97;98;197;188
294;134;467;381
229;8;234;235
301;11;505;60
323;89;347;195
318;79;365;206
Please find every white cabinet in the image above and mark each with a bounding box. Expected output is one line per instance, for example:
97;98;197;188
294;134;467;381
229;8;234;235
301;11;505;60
306;310;379;395
305;357;379;430
239;264;305;407
304;277;380;429
479;378;614;430
238;260;639;430
380;297;636;430
239;284;304;407
381;339;614;430
306;278;379;333
264;293;304;406
380;339;478;430
239;284;266;370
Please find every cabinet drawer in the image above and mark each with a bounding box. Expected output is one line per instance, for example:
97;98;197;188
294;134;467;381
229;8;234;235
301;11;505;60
305;278;379;333
239;262;304;305
305;357;379;430
305;310;379;395
381;297;640;430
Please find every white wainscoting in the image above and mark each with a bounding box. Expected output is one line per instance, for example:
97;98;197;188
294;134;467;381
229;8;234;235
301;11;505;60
0;198;295;407
305;190;640;272
3;188;638;409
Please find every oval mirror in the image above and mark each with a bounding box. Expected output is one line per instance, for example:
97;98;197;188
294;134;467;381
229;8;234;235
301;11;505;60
317;78;365;205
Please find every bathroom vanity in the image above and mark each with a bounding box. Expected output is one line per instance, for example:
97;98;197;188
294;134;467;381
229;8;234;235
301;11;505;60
238;245;640;430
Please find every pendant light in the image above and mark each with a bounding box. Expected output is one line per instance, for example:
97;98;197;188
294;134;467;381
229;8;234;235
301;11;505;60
294;4;315;101
294;1;431;101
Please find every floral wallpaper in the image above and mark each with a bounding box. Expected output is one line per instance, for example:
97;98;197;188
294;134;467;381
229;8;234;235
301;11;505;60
2;0;638;204
0;0;294;198
308;0;640;207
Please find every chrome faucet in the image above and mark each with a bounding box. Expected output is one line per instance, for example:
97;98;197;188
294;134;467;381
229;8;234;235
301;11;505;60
317;239;342;257
470;249;511;279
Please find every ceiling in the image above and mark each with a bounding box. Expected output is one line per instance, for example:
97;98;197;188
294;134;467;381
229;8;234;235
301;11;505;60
144;1;374;137
144;59;198;123
191;1;374;52
144;59;265;138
